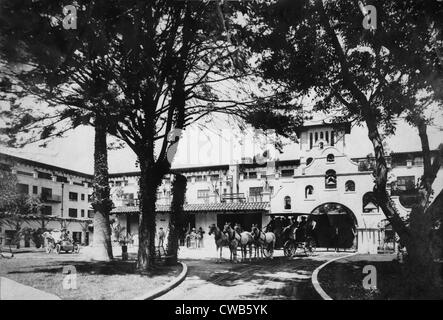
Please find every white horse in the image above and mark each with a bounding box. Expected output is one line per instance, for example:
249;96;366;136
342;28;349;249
233;225;254;261
251;225;276;259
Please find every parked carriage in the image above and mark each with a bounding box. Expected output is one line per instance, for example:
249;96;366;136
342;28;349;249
43;230;80;254
267;215;317;257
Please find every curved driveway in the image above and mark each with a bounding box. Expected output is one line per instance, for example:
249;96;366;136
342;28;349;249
159;251;346;300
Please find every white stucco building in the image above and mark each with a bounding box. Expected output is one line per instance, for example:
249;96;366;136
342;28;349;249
1;121;441;254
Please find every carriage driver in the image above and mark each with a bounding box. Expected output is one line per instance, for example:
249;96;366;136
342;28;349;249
296;216;308;242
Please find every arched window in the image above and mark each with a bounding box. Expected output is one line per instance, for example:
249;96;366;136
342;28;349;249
327;154;335;162
306;157;313;166
305;185;314;198
325;170;337;189
345;180;355;192
284;196;291;210
363;192;379;213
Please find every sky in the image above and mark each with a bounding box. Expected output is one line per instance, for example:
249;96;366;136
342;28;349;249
1;114;442;175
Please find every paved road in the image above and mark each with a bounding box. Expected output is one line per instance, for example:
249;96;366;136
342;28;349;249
159;251;346;300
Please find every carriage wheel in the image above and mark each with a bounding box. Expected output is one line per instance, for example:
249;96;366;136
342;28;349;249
289;242;297;256
55;244;61;254
283;241;292;257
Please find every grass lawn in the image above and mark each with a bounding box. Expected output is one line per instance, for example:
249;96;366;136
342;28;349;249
0;249;181;300
318;254;443;300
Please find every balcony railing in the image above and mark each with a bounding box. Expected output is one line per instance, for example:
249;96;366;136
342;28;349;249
221;193;246;202
248;195;263;202
41;194;62;203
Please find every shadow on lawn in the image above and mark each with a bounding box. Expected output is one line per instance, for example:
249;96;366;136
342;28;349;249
7;258;178;277
319;257;443;300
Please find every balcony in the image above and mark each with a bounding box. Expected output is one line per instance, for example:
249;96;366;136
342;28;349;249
41;194;62;203
221;193;246;203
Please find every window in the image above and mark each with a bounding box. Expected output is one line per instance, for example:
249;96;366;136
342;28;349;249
17;183;29;194
320;132;324;140
56;176;68;183
363;192;379;213
37;171;52;180
69;192;78;201
325;169;337;189
284;196;291;210
315;132;318;142
81;209;85;218
17;170;33;176
32;186;38;195
88;210;95;218
248;172;257;179
309;132;313;149
306;157;313;166
396;176;415;191
249;187;263;201
81;194;85;201
331;131;335;146
281;169;294;177
327;154;335;162
305;185;314;199
41;187;52;200
88;194;92;202
325;131;329;143
197;189;210;198
68;208;78;218
345;180;355;192
41;206;52;216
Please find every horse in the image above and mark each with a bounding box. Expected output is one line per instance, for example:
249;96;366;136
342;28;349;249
232;225;254;261
223;223;244;262
251;225;276;259
208;224;230;263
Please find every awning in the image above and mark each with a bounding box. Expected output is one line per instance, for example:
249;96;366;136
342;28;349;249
112;202;270;215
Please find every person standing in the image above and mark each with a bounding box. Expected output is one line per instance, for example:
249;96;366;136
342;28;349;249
158;227;166;248
197;227;205;248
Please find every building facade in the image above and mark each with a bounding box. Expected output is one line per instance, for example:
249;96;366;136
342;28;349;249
0;153;93;247
1;121;441;253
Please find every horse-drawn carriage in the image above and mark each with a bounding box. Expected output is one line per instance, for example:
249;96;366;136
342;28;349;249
208;219;316;262
43;230;80;254
271;215;317;257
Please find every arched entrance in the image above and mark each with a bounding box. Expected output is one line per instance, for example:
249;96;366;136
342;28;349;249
308;203;357;249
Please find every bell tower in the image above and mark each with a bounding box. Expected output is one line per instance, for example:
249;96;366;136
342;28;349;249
297;121;351;158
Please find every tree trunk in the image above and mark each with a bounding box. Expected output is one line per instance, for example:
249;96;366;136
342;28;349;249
364;117;412;246
136;157;163;272
365;117;441;295
91;115;113;261
166;173;187;265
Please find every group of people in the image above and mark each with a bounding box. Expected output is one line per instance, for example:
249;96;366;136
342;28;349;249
266;215;317;245
183;227;205;248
